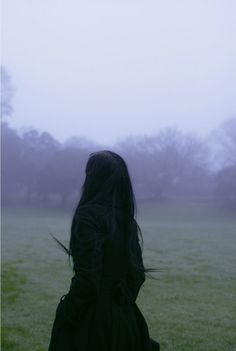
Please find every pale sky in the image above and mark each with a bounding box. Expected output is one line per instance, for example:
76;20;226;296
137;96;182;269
2;0;236;145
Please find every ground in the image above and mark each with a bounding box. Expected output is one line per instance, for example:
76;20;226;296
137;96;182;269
1;200;236;351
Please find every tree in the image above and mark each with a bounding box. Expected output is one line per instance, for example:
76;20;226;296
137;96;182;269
0;66;15;118
209;118;236;209
1;122;23;204
37;147;88;208
115;128;210;200
63;136;101;151
215;165;236;210
18;129;61;204
209;117;236;169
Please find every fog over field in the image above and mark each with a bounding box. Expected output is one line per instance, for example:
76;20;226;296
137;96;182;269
1;1;236;210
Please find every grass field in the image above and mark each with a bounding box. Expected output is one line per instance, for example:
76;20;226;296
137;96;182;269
1;201;236;351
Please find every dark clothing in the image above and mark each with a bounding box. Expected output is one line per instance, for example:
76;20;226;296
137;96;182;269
48;204;159;351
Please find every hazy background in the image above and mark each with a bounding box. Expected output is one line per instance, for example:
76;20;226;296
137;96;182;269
1;0;236;210
2;0;236;144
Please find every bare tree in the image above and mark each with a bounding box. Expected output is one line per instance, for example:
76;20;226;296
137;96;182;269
115;128;210;200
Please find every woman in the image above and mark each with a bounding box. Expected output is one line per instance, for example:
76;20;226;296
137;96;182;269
48;150;160;351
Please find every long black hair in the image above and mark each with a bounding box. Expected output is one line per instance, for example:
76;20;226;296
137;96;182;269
50;150;159;278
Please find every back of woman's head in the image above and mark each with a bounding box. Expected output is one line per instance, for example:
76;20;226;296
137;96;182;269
78;150;136;219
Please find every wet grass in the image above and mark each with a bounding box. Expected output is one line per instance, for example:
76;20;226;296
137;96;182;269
1;202;236;350
1;263;31;351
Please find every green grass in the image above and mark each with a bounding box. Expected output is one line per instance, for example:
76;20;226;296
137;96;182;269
1;201;236;350
2;263;27;305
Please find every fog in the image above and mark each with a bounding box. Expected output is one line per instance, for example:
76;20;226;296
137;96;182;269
2;0;236;145
2;116;236;210
1;1;236;211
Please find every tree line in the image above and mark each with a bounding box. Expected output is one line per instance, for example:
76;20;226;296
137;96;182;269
1;66;235;210
1;118;236;210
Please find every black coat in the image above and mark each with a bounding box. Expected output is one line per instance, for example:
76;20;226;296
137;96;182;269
48;204;160;351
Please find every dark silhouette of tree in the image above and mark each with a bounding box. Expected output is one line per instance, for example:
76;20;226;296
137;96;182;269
19;129;61;204
38;147;88;207
211;118;236;209
1;122;23;204
215;165;236;210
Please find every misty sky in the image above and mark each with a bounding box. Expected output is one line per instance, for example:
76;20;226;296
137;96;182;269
2;0;236;145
